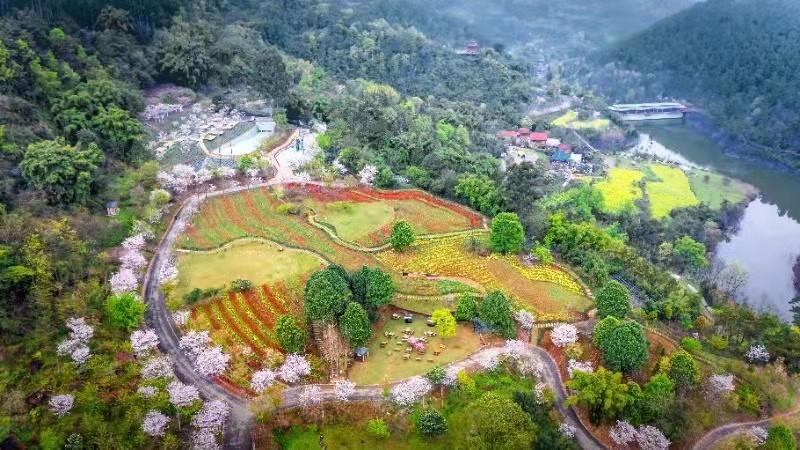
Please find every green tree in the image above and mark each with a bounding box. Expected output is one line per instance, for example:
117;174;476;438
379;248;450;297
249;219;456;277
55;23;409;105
674;236;708;270
667;350;699;390
20;139;103;205
455;294;479;321
479;291;515;338
275;315;307;353
350;266;395;310
158;19;216;87
373;167;396;188
490;212;525;254
640;373;674;422
764;425;796;450
339;302;372;347
593;316;621;347
105;292;146;331
455;174;503;216
595;319;648;373
366;419;390;439
304;268;352;322
431;309;456;338
566;368;638;424
464;392;536;450
390;220;416;251
90;105;143;161
417;408;448;437
596;280;632;319
532;244;553;264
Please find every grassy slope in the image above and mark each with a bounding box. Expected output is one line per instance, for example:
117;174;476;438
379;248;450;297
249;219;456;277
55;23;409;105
646;164;700;219
595;167;645;213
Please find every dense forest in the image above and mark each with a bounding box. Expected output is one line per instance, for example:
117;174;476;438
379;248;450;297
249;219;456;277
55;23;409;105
588;0;800;170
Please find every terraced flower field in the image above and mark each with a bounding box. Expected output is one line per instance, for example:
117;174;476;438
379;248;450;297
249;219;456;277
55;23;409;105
595;168;645;213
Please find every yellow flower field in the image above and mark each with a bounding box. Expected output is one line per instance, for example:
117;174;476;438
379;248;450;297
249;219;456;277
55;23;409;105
595;168;645;213
646;165;700;219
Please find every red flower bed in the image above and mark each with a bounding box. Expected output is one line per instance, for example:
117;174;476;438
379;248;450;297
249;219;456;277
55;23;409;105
216;296;267;357
262;285;288;315
228;292;276;349
200;304;222;331
213;375;256;398
220;195;252;234
241;289;276;328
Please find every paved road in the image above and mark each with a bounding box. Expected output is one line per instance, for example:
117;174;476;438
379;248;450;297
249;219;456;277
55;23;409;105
691;404;800;450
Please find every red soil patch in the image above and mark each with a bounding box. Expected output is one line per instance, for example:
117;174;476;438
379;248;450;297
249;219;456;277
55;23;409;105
185;225;210;248
217;295;267;357
214;374;256;398
220;195;253;234
242;288;277;328
262;284;288;315
200;304;222;331
228;291;277;349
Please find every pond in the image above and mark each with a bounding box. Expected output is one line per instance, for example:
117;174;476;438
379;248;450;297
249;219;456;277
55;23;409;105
635;121;800;320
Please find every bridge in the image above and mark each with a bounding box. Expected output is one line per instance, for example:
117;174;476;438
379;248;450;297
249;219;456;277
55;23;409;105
608;102;687;121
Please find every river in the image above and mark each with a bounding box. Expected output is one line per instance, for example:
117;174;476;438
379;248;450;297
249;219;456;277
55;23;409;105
635;121;800;320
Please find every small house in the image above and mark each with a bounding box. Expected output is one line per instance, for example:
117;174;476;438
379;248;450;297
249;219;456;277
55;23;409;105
106;200;120;217
404;313;414;323
496;130;519;141
570;153;583;164
530;132;548;144
354;347;369;362
551;150;570;163
558;143;573;153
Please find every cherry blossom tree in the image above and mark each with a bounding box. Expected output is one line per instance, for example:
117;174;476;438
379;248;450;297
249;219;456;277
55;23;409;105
443;366;460;387
137;386;158;398
130;329;160;356
70;345;91;366
172;310;190;327
299;385;323;409
167;380;200;408
122;234;146;251
567;359;594;378
142;410;169;437
476;352;500;370
58;317;94;365
749;426;768;446
250;370;277;393
503;339;529;360
49;394;74;417
550;324;578;347
120;248;147;272
746;344;770;363
194;347;230;377
110;268;139;294
191;428;220;450
141;356;174;379
334;379;356;402
636;425;670;450
358;165;377;185
391;376;432;407
514;309;535;330
66;317;94;342
180;331;211;359
706;373;735;399
559;422;576;439
159;260;178;284
192;400;230;433
609;420;637;447
278;354;311;384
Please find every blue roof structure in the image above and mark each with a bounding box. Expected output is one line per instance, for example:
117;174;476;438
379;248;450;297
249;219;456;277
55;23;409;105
551;150;570;162
354;347;369;357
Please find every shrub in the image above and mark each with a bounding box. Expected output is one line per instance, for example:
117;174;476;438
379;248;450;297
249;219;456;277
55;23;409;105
105;292;146;331
736;386;761;414
456;371;477;396
479;291;515;338
680;337;702;352
431;309;456;338
305;268;352;322
390;220;415;251
668;350;699;389
595;319;648;373
709;334;729;351
366;419;390;439
339;302;372;347
490;212;524;254
596;280;632;319
455;294;478;321
276;203;301;215
764;425;796;450
275;315;307;353
417;408;448;436
230;279;252;292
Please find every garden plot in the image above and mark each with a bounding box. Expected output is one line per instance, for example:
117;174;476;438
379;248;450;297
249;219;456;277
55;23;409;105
645;164;700;219
595;167;645;213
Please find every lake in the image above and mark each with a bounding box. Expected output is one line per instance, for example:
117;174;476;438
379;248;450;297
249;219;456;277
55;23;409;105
636;121;800;320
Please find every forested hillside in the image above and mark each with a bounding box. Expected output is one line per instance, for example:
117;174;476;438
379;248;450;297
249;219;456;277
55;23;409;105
591;0;800;169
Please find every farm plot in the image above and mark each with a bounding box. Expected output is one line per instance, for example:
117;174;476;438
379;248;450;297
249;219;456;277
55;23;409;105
645;164;700;219
595;168;645;213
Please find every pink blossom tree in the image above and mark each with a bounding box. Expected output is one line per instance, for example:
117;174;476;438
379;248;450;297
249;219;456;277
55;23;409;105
49;394;75;417
130;329;160;357
333;379;356;402
299;385;323;409
609;420;637;447
110;268;139;294
192;400;230;433
194;346;230;377
191;428;220;450
278;354;311;384
141;356;174;379
636;425;670;450
250;370;277;393
390;376;432;407
167;380;200;408
120;248;147;272
550;324;578;347
179;331;211;359
142;410;169;437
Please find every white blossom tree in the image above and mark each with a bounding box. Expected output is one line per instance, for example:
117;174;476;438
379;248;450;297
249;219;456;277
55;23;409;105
706;373;735;399
391;376;432;407
122;234;146;251
180;331;211;359
141;356;175;379
167;380;200;408
137;386;158;398
70;345;91;366
550;324;578;347
172;310;190;327
609;420;638;447
333;379;356;402
503;339;529;360
66;317;94;341
131;329;160;357
194;347;230;377
278;354;311;384
476;351;500;370
110;268;139;294
250;370;277;393
749;426;768;446
191;428;220;450
49;394;75;417
636;425;670;450
514;309;535;330
142;410;170;437
299;385;323;409
358;165;377;185
58;317;94;366
159;261;179;284
567;359;594;378
120;248;147;272
559;422;576;439
192;400;230;433
746;344;770;363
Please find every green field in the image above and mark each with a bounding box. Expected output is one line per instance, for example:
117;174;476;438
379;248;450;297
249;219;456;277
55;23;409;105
595;167;645;213
174;240;327;300
687;169;753;209
552;110;611;130
646;164;700;219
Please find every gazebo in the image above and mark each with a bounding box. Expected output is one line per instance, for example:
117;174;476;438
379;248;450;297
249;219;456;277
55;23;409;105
354;347;369;362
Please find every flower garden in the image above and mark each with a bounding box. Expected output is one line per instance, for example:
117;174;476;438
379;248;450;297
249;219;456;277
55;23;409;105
595;167;645;213
645;164;700;219
173;183;592;390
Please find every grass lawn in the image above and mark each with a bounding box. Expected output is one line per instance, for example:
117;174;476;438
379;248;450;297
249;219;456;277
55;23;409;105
552;110;610;130
391;295;457;315
645;164;700;219
595;168;645;213
174;240;327;300
687;169;753;209
347;316;483;385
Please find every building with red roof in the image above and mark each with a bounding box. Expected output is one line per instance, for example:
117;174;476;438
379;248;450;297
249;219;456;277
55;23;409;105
530;132;548;143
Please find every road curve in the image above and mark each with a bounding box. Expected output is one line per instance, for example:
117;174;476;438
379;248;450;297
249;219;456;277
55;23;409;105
691;404;800;450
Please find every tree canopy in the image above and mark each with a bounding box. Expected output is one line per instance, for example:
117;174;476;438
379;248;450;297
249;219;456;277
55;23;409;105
20;139;104;205
390;220;416;251
479;291;515;338
339;302;372;347
490;212;525;254
596;280;632;319
304;268;352;322
464;392;536;449
594;319;649;373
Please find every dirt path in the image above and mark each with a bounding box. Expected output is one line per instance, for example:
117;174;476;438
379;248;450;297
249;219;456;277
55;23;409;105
691;402;800;450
